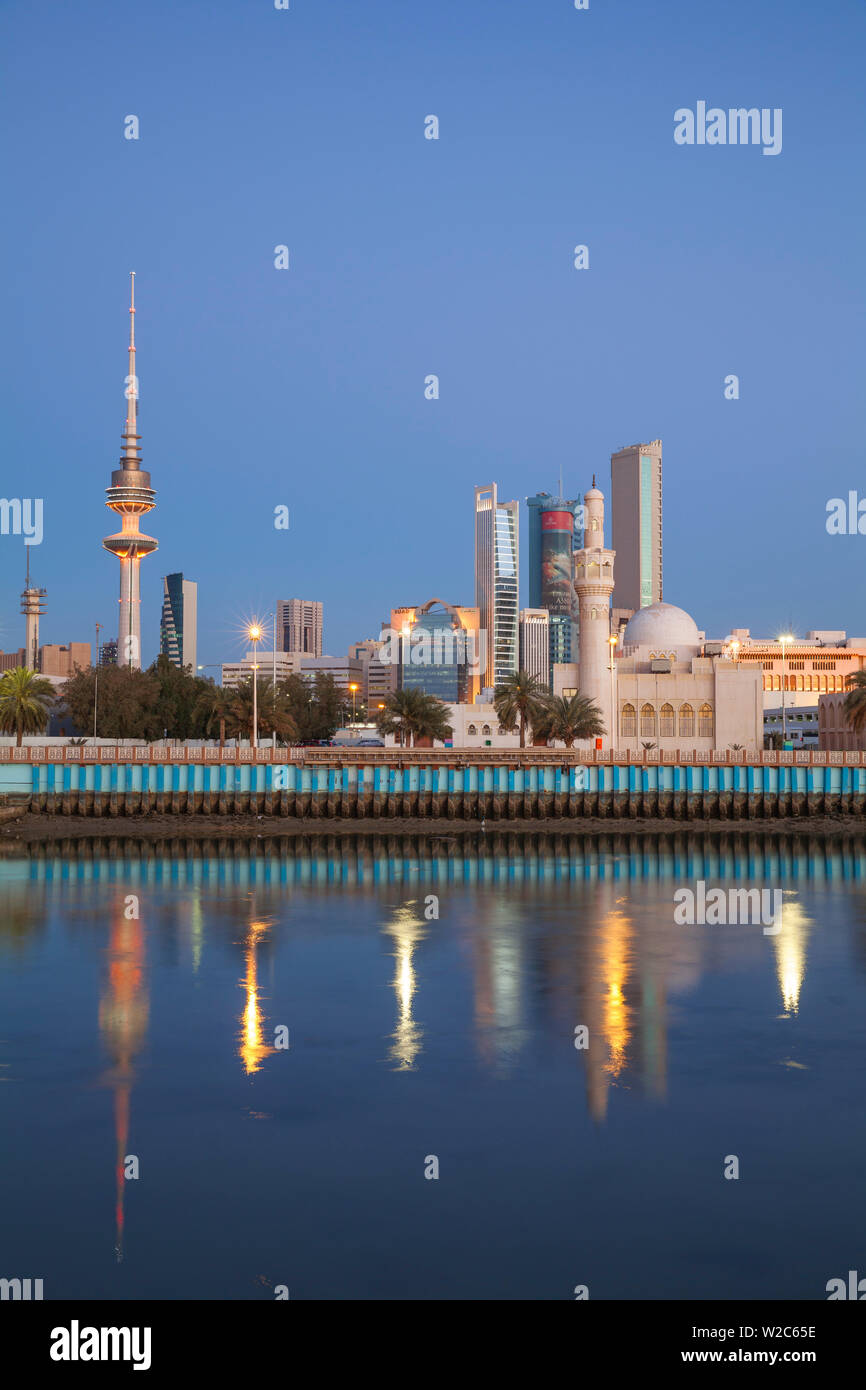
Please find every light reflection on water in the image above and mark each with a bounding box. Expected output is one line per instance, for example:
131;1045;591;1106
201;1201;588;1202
1;831;864;1300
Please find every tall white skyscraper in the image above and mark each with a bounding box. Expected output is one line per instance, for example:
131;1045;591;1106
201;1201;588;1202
474;483;519;689
519;608;550;686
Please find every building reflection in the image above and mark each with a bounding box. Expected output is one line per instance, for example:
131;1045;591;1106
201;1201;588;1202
383;903;427;1070
468;900;526;1071
98;896;148;1262
239;919;273;1075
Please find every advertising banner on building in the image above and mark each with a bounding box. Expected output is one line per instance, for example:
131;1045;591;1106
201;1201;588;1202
540;510;574;615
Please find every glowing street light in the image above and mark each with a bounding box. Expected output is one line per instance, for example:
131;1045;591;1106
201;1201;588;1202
349;682;359;723
778;633;794;746
248;623;263;749
608;634;618;749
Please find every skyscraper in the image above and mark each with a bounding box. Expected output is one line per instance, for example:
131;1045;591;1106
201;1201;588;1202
277;599;323;656
526;491;581;678
519;608;550;687
610;440;662;613
160;573;198;671
474;484;519;689
102;274;158;668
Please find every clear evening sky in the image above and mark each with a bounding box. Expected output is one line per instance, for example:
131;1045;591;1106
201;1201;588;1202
1;0;863;667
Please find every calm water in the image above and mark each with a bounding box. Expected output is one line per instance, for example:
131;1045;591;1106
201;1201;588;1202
2;831;865;1301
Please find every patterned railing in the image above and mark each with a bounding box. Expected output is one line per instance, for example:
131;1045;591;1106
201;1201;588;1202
0;746;861;766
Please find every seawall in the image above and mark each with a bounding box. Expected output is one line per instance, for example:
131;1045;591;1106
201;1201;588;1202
1;748;864;819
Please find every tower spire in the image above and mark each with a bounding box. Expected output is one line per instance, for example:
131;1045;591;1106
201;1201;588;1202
121;271;140;466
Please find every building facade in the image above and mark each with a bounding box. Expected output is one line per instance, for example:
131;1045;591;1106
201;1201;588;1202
611;440;662;613
526;492;581;676
221;650;303;689
721;629;866;709
387;601;482;705
613;603;763;754
519;608;550;687
819;693;866;751
474;483;519;689
277;599;323;657
160;573;198;672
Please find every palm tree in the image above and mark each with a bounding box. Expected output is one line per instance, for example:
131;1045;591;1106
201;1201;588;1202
844;671;866;734
222;677;297;745
493;670;547;749
0;667;56;746
376;688;453;747
538;692;605;749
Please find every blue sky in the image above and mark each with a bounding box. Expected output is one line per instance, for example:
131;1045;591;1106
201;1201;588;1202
1;0;864;666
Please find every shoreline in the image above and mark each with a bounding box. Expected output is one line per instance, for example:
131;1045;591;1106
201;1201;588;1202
3;811;866;847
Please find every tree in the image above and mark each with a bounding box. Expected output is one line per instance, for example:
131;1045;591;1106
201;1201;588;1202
148;655;215;740
0;668;56;746
375;688;453;747
221;677;298;744
536;692;605;749
844;671;866;734
493;670;548;749
61;665;162;740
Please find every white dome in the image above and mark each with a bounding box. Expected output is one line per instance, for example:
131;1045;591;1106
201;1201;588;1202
622;602;701;650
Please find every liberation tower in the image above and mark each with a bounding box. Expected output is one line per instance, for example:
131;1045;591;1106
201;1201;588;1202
574;478;616;743
20;546;46;670
102;273;157;668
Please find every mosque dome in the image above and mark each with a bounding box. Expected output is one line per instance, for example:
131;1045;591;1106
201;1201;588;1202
622;602;701;651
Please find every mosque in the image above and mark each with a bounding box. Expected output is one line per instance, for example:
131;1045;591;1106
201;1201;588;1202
559;482;763;753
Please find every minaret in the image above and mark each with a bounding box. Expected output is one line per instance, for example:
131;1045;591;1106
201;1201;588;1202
574;478;616;742
102;273;158;668
20;546;47;671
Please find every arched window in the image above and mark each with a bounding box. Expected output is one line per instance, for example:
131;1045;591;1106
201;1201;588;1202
796;675;804;691
819;675;827;692
659;703;675;737
640;703;656;737
482;724;491;736
678;703;694;737
773;674;781;692
467;724;477;736
698;703;714;738
620;703;636;737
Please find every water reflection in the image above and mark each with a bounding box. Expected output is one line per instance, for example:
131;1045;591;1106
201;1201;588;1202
383;903;426;1070
239;919;273;1075
98;894;148;1261
773;895;811;1015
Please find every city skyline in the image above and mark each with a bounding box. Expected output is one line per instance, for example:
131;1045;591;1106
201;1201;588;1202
1;0;862;668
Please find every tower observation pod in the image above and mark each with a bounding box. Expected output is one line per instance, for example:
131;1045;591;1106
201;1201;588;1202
102;273;158;669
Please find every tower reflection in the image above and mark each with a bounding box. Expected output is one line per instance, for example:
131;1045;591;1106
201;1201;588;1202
98;896;148;1262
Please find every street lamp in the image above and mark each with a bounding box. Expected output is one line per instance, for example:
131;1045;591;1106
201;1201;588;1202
608;634;618;748
349;682;358;724
93;621;102;742
778;633;793;747
248;623;263;749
